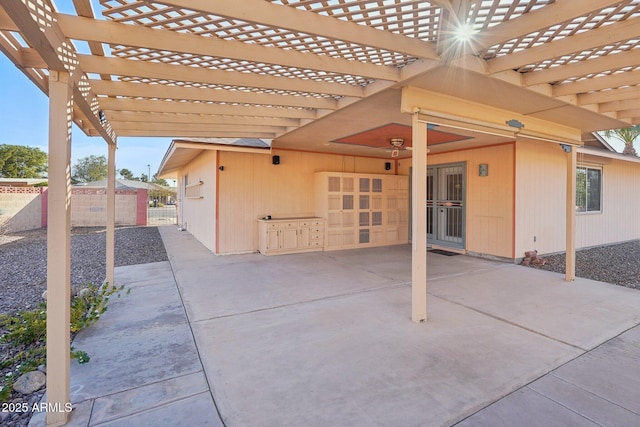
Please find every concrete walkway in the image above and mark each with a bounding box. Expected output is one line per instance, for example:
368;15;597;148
31;226;640;426
29;260;223;427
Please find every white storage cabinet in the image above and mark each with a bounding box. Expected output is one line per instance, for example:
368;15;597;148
258;217;325;255
315;172;408;251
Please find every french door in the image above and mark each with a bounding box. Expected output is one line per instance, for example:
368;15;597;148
427;163;465;249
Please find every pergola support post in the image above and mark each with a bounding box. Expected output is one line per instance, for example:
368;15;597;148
565;146;577;281
106;143;116;285
411;112;428;322
46;70;72;427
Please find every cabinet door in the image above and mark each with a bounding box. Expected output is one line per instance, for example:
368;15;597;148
280;228;299;250
298;227;311;248
267;229;280;251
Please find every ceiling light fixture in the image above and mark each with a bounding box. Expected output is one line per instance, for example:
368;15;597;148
390;138;405;148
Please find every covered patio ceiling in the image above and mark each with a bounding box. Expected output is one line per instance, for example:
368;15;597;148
1;0;639;159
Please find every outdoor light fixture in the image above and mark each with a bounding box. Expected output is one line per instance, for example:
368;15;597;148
272;155;280;165
560;144;572;153
385;162;392;171
506;119;525;129
218;166;224;171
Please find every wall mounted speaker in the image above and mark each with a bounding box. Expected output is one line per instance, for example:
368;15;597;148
385;162;391;171
272;155;280;165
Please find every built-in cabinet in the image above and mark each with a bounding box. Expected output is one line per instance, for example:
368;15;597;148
258;217;325;255
315;172;409;250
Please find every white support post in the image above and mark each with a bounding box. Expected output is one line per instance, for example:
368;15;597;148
565;147;577;281
106;143;116;285
46;70;72;427
411;112;428;322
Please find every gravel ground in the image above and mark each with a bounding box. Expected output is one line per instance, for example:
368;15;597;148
526;240;640;289
0;226;168;427
0;226;168;316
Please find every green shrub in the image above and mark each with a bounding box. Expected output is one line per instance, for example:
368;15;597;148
0;305;46;346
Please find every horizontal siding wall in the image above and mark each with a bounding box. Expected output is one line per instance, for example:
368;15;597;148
515;140;566;257
515;141;640;256
217;150;397;254
427;144;514;258
576;155;640;248
178;150;217;252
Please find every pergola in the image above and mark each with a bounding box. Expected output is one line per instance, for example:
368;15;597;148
1;1;639;425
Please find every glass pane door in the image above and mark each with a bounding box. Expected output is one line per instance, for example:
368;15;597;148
427;163;465;248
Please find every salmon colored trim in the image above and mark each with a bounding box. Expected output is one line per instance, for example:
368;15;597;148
512;141;517;259
136;189;147;226
215;150;220;254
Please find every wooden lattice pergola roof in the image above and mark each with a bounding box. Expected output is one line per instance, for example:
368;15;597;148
1;0;639;156
6;4;638;421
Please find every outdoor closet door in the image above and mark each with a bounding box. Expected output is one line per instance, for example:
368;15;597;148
427;163;465;249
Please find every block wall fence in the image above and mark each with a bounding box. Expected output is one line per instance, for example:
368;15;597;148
0;187;147;233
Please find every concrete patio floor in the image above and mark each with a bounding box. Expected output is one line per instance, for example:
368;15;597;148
30;226;640;426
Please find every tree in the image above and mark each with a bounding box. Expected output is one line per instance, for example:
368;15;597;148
72;155;108;183
603;125;640;156
0;144;47;178
119;168;135;180
152;173;169;187
140;173;148;183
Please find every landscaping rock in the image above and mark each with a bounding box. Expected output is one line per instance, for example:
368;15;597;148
12;371;46;394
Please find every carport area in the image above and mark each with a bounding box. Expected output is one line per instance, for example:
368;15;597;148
31;226;640;426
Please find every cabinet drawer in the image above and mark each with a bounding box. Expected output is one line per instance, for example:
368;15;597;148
266;222;279;230
312;220;324;226
310;241;324;247
310;233;324;241
310;227;324;234
280;222;299;229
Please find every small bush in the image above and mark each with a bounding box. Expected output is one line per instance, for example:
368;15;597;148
0;305;47;346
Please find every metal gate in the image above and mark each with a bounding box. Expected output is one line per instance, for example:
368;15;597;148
147;204;177;225
427;163;465;248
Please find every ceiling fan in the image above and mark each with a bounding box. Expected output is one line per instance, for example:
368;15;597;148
388;138;412;158
327;137;413;157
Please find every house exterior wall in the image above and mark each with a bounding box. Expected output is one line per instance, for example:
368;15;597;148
514;140;567;257
514;140;640;257
212;149;397;254
177;150;217;252
178;141;640;259
426;143;515;259
576;155;640;249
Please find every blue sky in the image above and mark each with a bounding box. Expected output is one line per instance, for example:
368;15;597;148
0;0;175;182
0;54;174;181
